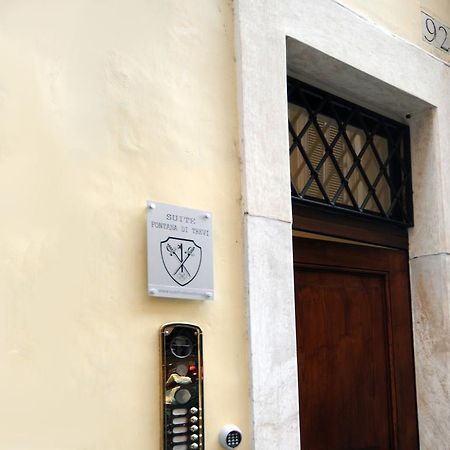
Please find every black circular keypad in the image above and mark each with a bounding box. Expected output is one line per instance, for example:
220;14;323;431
226;431;241;448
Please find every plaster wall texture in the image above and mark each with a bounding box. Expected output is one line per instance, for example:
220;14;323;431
0;1;251;449
235;0;450;449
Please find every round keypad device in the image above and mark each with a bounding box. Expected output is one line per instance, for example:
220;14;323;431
226;431;242;448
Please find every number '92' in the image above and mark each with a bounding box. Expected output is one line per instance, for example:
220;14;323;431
422;12;450;53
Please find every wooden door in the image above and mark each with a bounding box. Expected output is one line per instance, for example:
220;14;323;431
294;238;419;450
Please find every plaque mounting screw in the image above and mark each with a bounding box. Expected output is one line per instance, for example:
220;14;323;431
147;201;156;209
203;213;210;219
149;288;158;295
204;292;213;299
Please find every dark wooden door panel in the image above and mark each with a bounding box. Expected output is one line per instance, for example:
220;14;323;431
296;270;392;450
293;238;419;450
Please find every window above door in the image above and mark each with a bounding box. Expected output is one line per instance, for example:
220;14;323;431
288;77;413;227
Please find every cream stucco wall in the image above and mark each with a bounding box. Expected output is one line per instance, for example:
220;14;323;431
339;0;450;63
2;0;449;449
0;1;250;449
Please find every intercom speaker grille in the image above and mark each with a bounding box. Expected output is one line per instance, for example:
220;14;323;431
170;336;193;358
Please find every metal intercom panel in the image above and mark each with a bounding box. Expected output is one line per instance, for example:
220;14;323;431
161;323;204;450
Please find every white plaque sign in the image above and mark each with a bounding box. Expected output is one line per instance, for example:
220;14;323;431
147;201;213;300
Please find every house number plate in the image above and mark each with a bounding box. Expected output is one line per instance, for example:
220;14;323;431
422;11;450;54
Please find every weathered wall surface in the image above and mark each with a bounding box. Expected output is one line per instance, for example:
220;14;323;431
1;0;449;449
0;1;250;449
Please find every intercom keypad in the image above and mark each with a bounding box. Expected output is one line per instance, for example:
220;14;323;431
226;431;242;448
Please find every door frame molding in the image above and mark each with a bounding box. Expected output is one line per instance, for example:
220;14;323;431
235;1;450;449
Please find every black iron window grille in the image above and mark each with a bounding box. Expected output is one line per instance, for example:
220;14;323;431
288;77;413;226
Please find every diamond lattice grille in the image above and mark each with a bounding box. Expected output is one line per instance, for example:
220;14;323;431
288;78;413;226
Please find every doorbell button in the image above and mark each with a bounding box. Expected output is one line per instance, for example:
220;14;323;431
176;364;189;376
189;406;198;414
219;424;242;449
189;416;198;424
174;388;191;405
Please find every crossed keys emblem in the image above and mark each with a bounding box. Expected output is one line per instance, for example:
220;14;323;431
160;237;202;286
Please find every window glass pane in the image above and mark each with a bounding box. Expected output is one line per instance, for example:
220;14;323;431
288;78;412;225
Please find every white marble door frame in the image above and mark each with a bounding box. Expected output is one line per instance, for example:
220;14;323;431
235;1;450;449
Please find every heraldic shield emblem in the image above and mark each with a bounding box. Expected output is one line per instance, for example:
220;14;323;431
160;237;203;286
